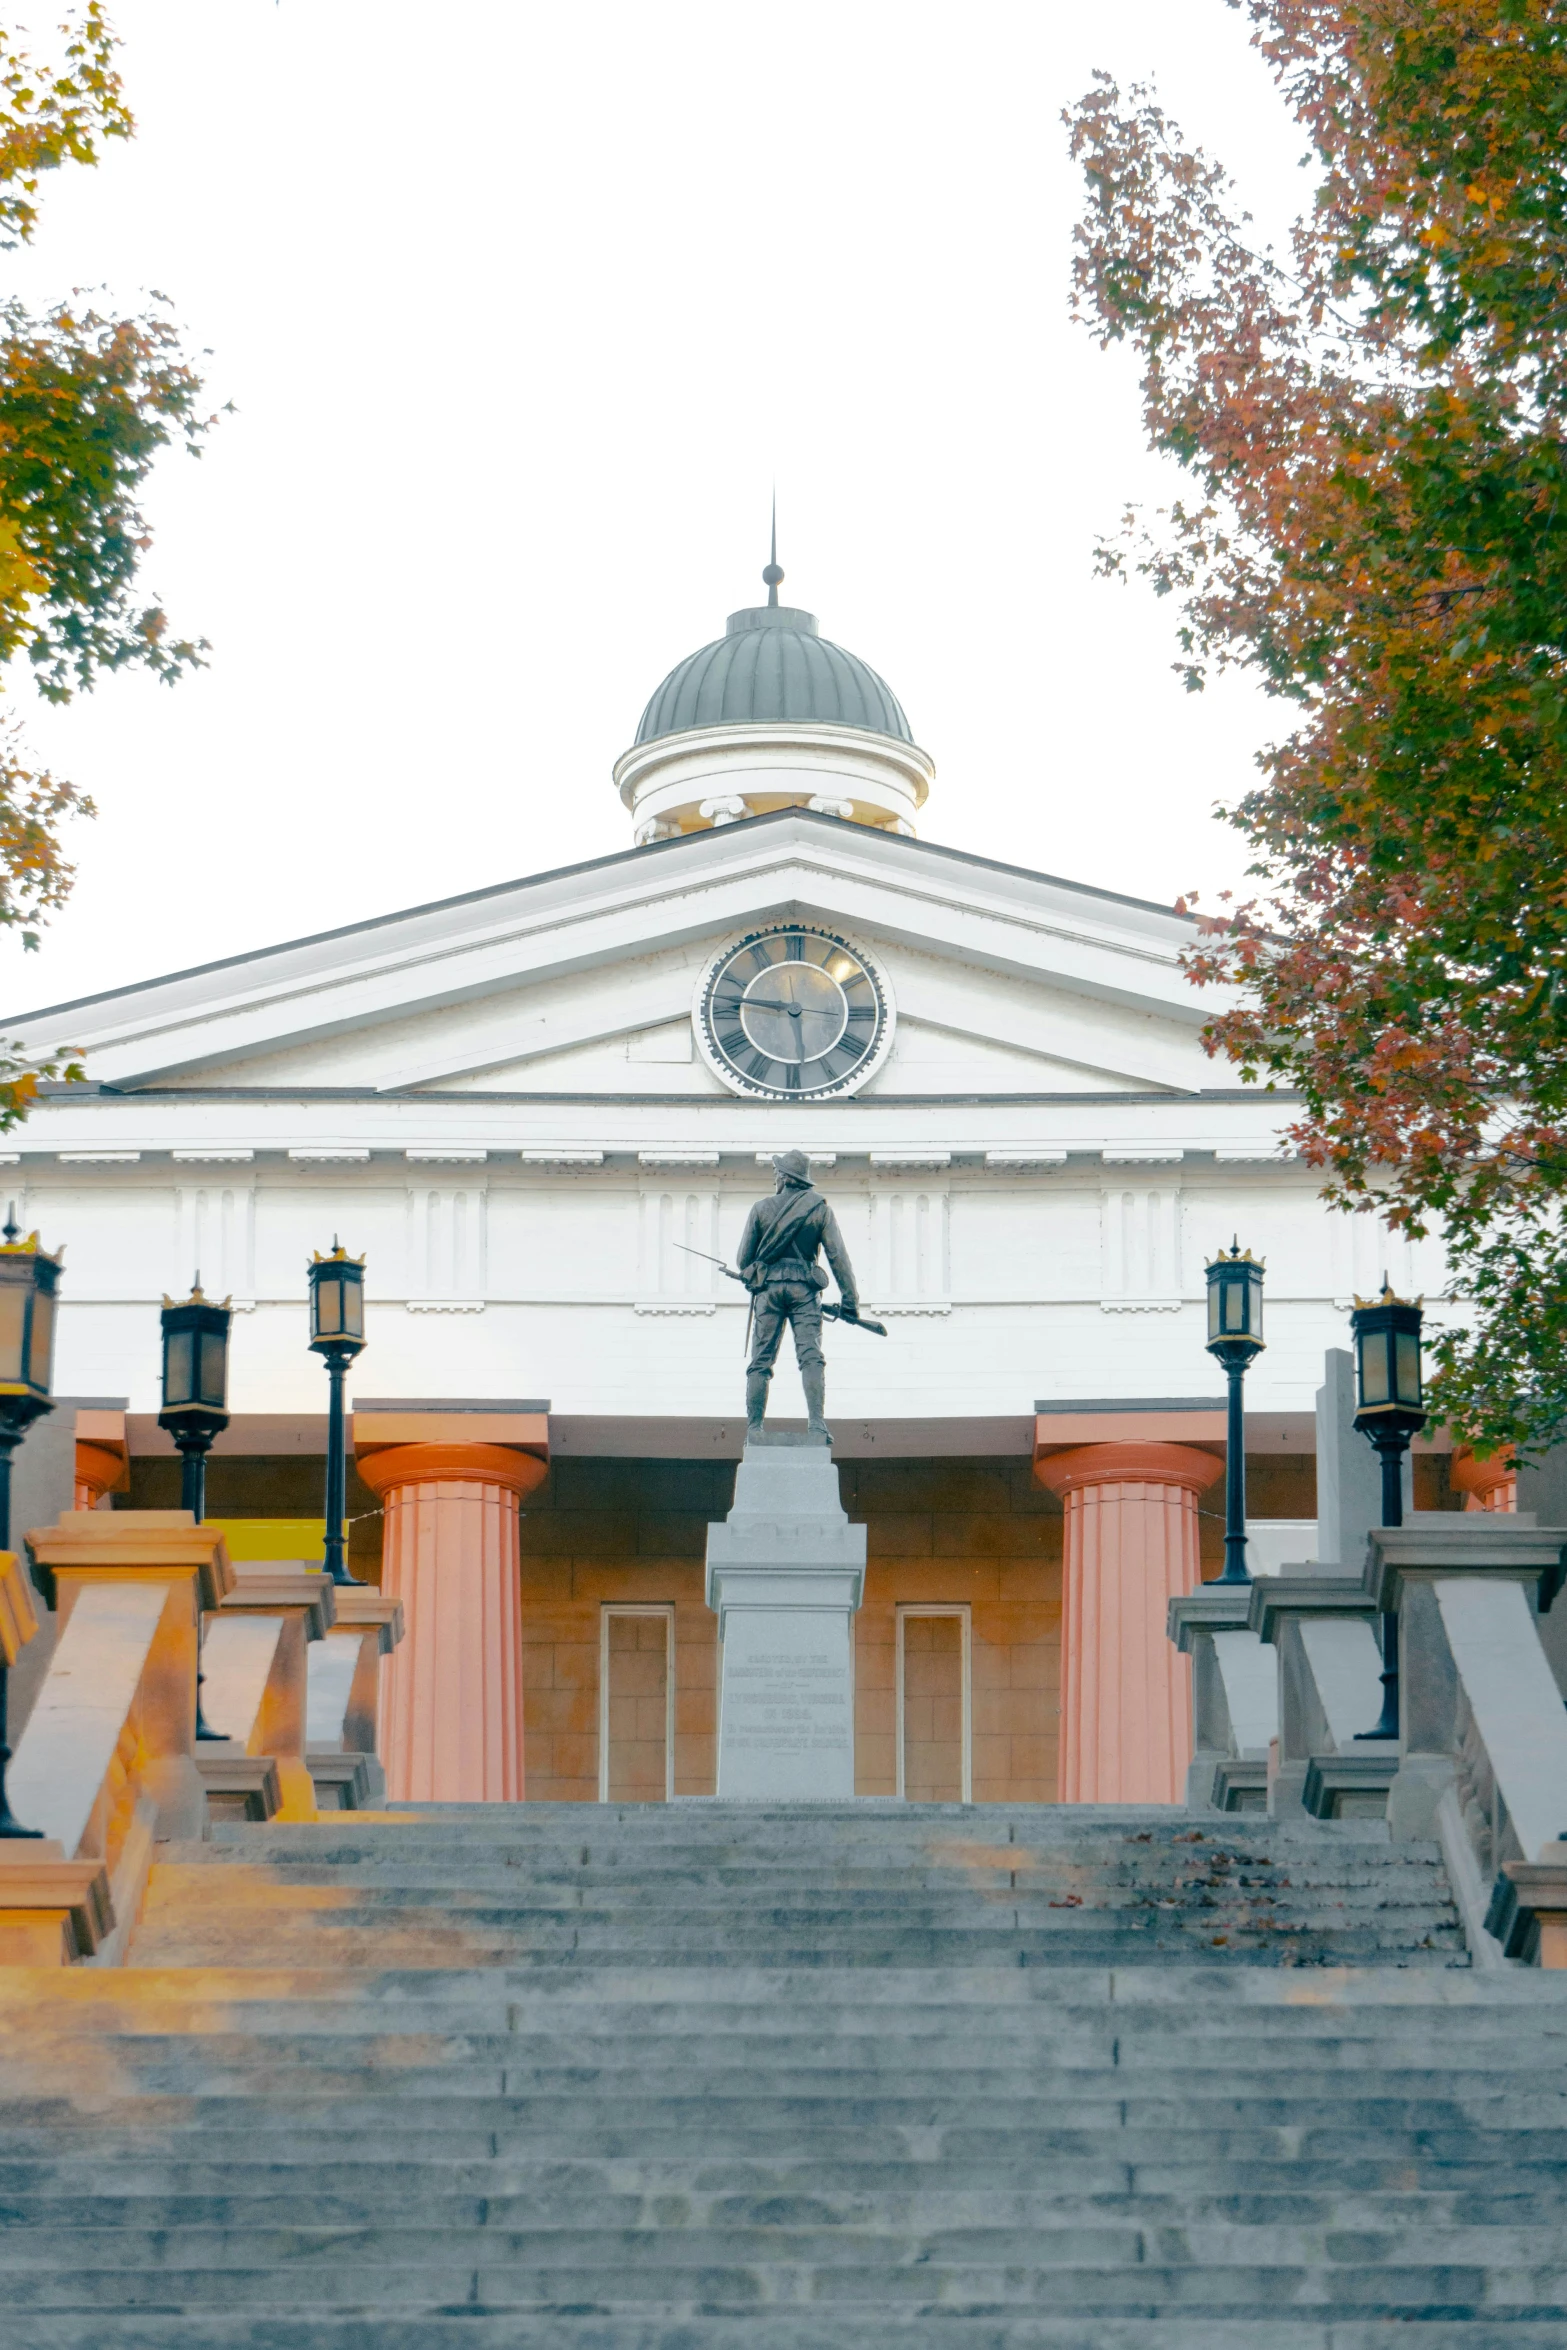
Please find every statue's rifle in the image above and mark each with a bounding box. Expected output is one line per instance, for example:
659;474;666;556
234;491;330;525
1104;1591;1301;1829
671;1243;888;1336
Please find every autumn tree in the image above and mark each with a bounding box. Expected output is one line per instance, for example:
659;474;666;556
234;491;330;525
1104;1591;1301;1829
0;4;215;1118
1069;0;1567;1455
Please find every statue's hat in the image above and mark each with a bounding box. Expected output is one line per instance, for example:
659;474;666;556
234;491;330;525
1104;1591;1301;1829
773;1149;811;1184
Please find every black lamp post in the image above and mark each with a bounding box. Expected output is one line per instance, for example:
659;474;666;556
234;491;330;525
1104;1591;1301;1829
159;1279;232;1520
0;1204;60;1840
1352;1279;1426;1742
308;1242;366;1587
160;1278;232;1743
1205;1239;1266;1585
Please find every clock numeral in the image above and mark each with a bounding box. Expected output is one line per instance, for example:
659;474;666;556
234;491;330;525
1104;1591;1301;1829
719;1029;748;1059
784;933;804;960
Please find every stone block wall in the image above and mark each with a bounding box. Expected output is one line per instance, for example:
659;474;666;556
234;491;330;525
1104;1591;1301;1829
517;1459;731;1803
839;1458;1062;1803
513;1454;1067;1806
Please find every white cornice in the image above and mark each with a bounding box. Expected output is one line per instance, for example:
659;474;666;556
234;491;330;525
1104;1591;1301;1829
4;817;1208;1091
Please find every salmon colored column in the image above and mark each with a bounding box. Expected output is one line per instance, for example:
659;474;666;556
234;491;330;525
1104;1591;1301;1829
73;1408;129;1511
1035;1441;1223;1804
356;1442;549;1802
1450;1446;1517;1514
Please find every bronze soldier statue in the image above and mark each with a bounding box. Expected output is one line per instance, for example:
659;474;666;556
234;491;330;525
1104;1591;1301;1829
738;1150;861;1440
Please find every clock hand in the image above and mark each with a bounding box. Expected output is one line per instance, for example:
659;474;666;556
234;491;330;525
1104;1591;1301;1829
743;997;805;1015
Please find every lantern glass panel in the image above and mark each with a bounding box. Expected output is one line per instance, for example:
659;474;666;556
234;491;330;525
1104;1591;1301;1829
1207;1281;1221;1342
0;1280;25;1383
164;1326;196;1407
341;1275;363;1340
198;1327;227;1407
25;1287;51;1392
1359;1329;1391;1407
313;1275;342;1338
1249;1271;1264;1341
1395;1328;1422;1408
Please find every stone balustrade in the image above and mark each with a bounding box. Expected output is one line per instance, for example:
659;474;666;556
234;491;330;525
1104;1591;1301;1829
2;1512;234;1964
305;1582;404;1808
1246;1572;1388;1818
1167;1583;1277;1812
1360;1521;1567;1967
201;1559;336;1821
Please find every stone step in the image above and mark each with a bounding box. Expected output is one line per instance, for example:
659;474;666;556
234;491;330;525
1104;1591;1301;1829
6;2168;1566;2220
18;2033;1554;2081
5;2113;1561;2164
0;2312;1559;2350
10;2318;1567;2350
9;1799;1564;2339
137;1881;1461;1921
124;1931;1468;1968
4;2251;1564;2304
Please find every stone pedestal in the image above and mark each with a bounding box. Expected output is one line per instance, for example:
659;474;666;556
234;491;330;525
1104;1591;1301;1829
705;1434;866;1800
1035;1440;1222;1804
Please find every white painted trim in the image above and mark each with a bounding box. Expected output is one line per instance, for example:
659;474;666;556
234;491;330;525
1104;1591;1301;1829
599;1602;676;1804
895;1603;972;1804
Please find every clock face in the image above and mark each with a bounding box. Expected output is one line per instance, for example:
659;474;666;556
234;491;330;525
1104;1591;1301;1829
694;926;894;1101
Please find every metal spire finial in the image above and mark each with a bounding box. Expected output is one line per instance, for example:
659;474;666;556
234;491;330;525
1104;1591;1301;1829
762;491;783;607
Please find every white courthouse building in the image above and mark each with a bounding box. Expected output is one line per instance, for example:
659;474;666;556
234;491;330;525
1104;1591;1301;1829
1;569;1475;1811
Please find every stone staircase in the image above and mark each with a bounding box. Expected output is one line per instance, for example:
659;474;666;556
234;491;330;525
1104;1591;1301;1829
3;1801;1567;2347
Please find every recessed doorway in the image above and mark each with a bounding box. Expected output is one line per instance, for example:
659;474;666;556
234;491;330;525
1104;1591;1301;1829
896;1604;972;1803
599;1604;676;1803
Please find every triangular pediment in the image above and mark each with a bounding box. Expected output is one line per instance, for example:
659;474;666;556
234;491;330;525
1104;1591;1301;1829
7;812;1224;1101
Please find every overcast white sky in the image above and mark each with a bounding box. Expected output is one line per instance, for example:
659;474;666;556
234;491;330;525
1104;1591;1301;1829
0;0;1311;1019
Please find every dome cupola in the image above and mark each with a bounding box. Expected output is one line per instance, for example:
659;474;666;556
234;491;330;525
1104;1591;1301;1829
614;540;933;845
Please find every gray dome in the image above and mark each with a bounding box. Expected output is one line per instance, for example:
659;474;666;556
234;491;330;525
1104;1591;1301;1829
635;603;912;748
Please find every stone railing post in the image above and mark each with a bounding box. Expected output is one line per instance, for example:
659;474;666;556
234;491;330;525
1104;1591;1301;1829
1035;1441;1223;1804
354;1408;549;1802
201;1561;335;1821
1365;1521;1567;1965
1168;1584;1277;1811
3;1511;234;1963
306;1586;404;1808
1246;1574;1388;1817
